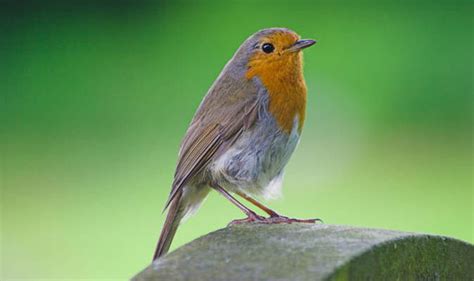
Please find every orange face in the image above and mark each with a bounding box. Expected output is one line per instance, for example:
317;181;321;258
245;31;309;134
246;31;302;80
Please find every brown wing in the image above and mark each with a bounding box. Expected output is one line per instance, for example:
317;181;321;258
163;89;260;211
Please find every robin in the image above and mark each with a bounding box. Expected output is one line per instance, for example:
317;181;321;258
153;27;317;260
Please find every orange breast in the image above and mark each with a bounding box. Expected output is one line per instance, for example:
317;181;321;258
246;53;307;134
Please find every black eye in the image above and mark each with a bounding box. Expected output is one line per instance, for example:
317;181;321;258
262;43;274;54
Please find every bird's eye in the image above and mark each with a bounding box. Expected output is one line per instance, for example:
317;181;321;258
262;43;275;54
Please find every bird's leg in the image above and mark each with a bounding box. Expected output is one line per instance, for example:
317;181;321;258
212;184;265;225
235;191;280;217
235;191;322;224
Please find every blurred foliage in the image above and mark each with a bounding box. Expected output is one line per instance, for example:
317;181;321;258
1;0;472;280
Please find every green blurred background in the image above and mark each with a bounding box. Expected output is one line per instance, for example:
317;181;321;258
1;0;472;280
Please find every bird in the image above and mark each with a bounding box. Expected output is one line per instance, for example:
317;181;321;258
153;27;317;260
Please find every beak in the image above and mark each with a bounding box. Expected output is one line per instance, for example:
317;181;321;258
287;39;317;52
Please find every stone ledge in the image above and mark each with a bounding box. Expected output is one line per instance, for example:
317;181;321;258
133;224;474;281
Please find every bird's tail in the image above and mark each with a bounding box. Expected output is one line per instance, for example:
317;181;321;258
153;190;184;260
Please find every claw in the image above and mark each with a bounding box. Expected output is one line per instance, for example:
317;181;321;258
229;215;323;225
264;216;322;224
228;214;266;226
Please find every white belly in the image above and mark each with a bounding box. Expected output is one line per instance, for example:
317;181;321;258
211;116;301;199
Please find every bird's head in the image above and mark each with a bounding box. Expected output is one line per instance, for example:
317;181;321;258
238;28;316;81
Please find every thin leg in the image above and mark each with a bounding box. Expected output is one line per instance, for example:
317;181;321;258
235;191;279;217
212;184;265;225
235;190;322;224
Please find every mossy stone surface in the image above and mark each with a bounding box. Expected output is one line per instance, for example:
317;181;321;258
133;224;473;281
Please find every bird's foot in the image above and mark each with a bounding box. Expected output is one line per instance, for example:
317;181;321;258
264;215;322;224
228;213;267;226
228;213;322;225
